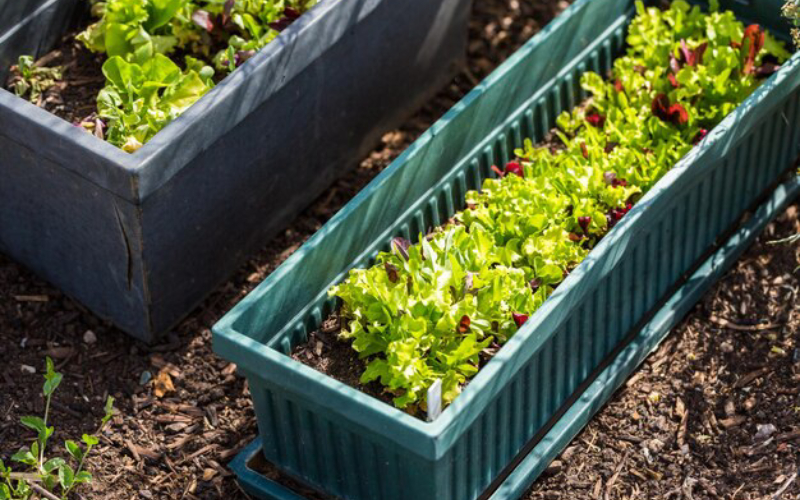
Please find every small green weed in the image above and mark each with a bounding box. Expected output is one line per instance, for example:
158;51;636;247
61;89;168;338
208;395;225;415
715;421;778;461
0;358;114;500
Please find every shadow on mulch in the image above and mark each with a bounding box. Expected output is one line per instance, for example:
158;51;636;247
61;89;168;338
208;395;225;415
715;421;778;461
0;1;571;499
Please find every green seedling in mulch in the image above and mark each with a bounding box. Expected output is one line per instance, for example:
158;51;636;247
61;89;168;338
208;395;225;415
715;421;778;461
7;56;63;104
0;358;114;500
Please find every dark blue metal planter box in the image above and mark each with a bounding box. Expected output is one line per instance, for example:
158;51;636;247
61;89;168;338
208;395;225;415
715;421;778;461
0;0;471;341
213;0;800;499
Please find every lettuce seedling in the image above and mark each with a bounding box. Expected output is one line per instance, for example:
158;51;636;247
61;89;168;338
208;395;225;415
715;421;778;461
7;56;62;104
0;358;114;500
78;0;184;64
204;1;316;72
332;225;547;410
72;0;316;151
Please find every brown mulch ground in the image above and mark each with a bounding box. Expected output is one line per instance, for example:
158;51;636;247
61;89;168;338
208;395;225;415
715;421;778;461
0;1;572;499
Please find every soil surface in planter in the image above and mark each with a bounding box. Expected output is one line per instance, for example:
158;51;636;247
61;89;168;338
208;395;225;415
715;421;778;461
0;1;574;498
291;312;399;409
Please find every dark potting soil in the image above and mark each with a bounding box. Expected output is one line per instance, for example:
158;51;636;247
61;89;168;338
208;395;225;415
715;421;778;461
5;32;107;125
290;311;401;409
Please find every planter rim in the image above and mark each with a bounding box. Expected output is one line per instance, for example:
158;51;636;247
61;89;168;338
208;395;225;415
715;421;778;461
0;0;379;202
213;0;800;460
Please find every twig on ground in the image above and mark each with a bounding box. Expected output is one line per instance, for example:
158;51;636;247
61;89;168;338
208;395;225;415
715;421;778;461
772;472;797;499
709;316;783;332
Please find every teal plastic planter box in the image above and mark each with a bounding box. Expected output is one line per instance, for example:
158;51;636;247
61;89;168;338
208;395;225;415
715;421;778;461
214;0;800;499
0;0;471;341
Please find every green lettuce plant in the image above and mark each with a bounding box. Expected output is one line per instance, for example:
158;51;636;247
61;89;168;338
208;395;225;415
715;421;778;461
78;0;316;71
68;0;314;150
329;0;791;415
0;358;114;500
333;226;547;409
96;53;213;151
7;56;63;104
77;0;184;64
186;0;317;71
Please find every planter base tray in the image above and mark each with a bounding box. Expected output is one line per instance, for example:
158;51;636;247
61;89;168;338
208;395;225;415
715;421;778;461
229;176;800;500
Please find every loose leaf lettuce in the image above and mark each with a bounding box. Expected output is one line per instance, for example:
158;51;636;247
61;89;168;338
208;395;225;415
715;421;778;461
78;0;182;64
97;54;212;151
332;225;546;409
7;56;62;104
784;0;800;48
330;1;791;415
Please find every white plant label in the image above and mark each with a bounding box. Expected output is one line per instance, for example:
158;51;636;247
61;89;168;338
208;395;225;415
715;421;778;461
427;378;443;422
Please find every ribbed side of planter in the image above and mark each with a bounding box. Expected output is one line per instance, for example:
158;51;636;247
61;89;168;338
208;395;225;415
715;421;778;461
214;1;800;499
0;0;472;341
244;374;432;499
434;92;800;500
